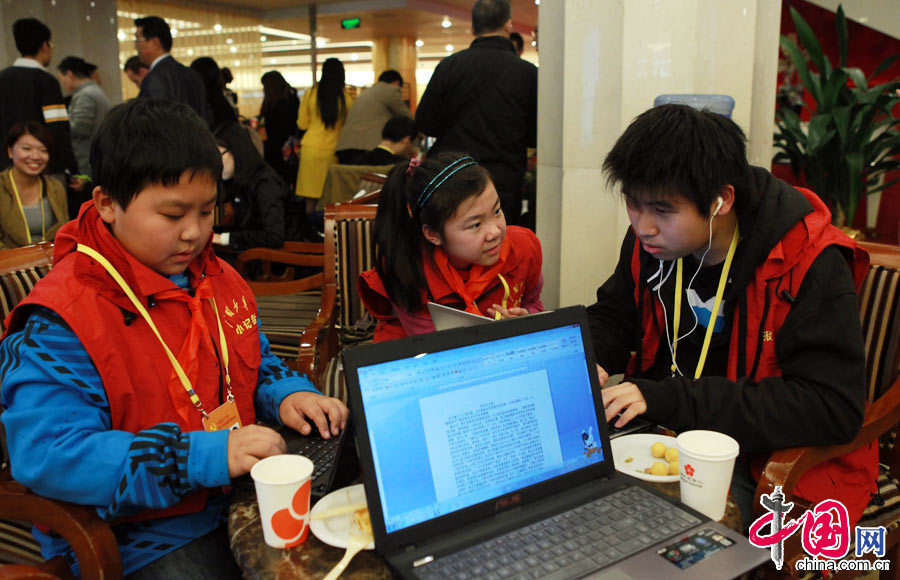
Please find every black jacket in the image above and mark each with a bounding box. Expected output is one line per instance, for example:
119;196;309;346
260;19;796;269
0;64;78;174
416;36;537;195
219;168;305;250
139;56;213;126
261;93;299;184
587;167;866;453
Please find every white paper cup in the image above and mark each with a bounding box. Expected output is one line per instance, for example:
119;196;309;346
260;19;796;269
676;430;739;521
250;454;314;549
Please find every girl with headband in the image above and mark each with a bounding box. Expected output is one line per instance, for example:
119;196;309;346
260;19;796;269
359;152;544;342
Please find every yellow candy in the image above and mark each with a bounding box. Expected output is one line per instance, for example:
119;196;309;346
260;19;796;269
665;447;679;462
650;461;669;476
650;442;667;458
668;461;679;475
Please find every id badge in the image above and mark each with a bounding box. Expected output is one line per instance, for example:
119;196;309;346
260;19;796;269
202;399;243;432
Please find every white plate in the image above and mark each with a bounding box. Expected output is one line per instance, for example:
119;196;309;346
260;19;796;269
309;484;375;550
610;433;680;483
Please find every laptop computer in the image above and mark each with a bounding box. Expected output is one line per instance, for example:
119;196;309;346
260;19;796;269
343;306;767;579
427;302;494;331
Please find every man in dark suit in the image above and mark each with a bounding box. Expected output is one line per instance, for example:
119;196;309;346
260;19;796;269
134;16;212;126
416;0;537;226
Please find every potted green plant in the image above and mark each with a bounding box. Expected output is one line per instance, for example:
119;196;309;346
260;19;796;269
773;4;900;226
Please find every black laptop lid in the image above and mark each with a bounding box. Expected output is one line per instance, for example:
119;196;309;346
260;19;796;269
343;306;616;554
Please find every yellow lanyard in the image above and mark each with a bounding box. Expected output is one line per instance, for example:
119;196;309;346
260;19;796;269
494;273;511;320
8;169;45;244
671;225;740;378
76;244;232;418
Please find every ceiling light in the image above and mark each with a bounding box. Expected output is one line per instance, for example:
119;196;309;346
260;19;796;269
226;38;234;44
260;35;267;42
442;17;451;29
213;23;222;32
187;48;194;56
270;58;277;64
415;39;424;47
316;38;326;47
445;44;454;52
531;40;536;47
234;60;240;66
171;28;178;36
351;53;359;61
229;46;237;53
535;0;540;4
117;31;126;41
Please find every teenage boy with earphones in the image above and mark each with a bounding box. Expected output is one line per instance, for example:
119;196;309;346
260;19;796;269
588;104;877;530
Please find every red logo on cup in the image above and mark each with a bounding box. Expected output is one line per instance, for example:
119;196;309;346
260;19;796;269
271;480;311;548
684;464;695;476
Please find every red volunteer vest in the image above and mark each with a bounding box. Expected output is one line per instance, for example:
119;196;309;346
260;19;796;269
359;225;543;342
627;189;877;525
4;204;261;523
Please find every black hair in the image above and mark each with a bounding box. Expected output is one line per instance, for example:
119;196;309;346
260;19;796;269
316;58;346;129
214;122;266;184
374;152;492;311
13;18;51;57
134;16;172;52
190;56;225;93
472;0;511;35
509;32;524;52
6;121;55;167
58;56;92;78
603;104;750;218
90;99;221;209
382;116;417;142
260;71;296;118
123;55;148;73
221;67;234;84
377;69;403;85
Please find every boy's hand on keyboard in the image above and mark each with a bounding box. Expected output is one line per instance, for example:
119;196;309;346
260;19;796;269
227;424;287;478
279;391;349;439
601;382;647;428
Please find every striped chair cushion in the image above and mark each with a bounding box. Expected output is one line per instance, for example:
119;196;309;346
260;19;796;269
256;292;322;364
320;338;373;405
333;217;376;342
0;266;50;333
858;263;900;403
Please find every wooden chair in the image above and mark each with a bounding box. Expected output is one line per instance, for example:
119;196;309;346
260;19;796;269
754;241;900;579
233;241;326;368
298;203;379;401
0;243;121;580
319;164;394;207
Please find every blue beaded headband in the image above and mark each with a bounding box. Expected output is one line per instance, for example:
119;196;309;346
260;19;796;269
415;156;477;210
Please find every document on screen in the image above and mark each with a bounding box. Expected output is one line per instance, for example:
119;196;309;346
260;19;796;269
418;370;563;503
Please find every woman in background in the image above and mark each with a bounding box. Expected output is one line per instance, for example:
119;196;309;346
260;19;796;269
0;122;68;249
296;58;353;212
213;122;309;251
260;71;300;189
190;56;238;129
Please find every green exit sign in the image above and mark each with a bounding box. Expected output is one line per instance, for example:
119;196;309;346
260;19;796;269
341;17;361;30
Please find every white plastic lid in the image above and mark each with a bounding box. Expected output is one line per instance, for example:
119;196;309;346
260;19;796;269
676;430;739;461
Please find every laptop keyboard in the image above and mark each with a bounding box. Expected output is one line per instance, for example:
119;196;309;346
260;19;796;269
413;486;701;580
284;427;345;499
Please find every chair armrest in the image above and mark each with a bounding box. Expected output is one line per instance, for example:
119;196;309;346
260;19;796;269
298;284;339;390
754;374;900;513
0;481;121;580
0;564;67;580
234;247;324;272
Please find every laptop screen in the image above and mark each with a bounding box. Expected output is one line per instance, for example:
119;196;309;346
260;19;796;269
355;322;605;534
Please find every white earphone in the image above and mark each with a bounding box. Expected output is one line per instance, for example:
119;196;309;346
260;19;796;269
712;196;724;217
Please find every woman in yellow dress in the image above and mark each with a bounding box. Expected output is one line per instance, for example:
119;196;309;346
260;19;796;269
296;58;354;212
